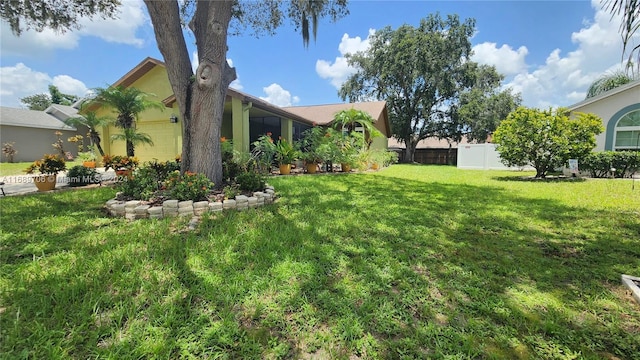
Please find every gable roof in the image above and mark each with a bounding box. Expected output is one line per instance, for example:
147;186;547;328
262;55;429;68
45;104;79;121
283;101;391;135
568;79;640;111
0;106;76;130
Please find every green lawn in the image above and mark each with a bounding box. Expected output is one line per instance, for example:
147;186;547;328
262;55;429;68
1;160;83;177
1;165;639;359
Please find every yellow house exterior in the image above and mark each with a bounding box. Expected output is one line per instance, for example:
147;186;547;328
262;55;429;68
97;57;391;163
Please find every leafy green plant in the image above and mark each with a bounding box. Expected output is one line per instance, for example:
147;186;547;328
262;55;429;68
164;171;213;201
251;133;277;173
298;125;327;164
146;158;181;182
581;151;640;178
223;183;240;199
236;171;266;192
116;166;162;200
102;154;139;171
23;154;66;175
66;165;99;187
274;137;299;165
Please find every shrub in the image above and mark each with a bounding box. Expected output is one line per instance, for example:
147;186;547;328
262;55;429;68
146;159;180;182
223;184;241;199
236;171;266;192
66;165;99;187
24;154;66;175
164;171;213;201
581;151;640;178
117;166;162;200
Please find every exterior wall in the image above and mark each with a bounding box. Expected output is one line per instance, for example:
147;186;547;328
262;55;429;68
0;125;80;162
570;86;640;151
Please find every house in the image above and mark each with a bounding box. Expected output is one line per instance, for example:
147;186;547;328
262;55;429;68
97;57;391;163
0;105;81;162
567;79;640;152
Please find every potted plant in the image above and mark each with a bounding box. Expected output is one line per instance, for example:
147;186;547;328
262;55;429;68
77;149;97;168
274;137;299;175
299;125;326;174
24;154;66;191
103;154;139;178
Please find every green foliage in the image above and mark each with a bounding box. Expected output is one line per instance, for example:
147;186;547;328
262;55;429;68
236;171;266;192
251;134;277;173
19;93;51;110
102;154;138;171
116;166;162;200
332;108;383;148
493;107;604;178
274;137;299;165
298;125;328;163
223;183;241;199
452;64;522;143
339;13;491;162
23;154;66;175
146;158;181;182
585;70;637;99
164;171;213;201
66;165;99;187
63;101;111;157
581;151;640;178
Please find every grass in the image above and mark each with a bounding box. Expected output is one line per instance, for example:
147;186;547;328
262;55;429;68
1;164;639;359
1;160;83;177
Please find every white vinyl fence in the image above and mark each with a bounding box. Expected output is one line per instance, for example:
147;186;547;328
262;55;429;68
457;143;532;170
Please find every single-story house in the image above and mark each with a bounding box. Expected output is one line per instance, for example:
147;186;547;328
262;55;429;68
97;57;391;163
567;79;640;151
0;104;81;162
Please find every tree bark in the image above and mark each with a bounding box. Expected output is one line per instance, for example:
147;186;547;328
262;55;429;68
145;0;235;186
403;137;417;163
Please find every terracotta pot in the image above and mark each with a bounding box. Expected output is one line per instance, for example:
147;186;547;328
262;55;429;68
33;175;57;192
371;163;380;170
83;161;96;168
115;169;133;179
306;163;318;174
341;163;351;172
279;164;291;175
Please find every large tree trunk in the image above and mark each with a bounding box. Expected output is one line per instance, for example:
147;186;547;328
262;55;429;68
403;137;417;163
145;0;236;186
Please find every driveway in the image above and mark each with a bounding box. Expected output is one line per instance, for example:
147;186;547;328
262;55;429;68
1;168;117;196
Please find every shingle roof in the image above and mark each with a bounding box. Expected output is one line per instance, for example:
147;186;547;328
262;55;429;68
0;106;76;130
283;101;391;135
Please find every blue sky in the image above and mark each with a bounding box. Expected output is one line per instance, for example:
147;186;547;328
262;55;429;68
0;0;635;110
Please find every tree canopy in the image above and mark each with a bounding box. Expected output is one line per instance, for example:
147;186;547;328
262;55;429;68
585;69;638;98
493;107;604;178
19;85;79;110
339;13;518;162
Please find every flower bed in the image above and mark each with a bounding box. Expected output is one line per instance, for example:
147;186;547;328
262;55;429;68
105;186;276;220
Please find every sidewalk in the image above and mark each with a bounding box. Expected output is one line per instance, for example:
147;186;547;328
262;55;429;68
1;168;117;196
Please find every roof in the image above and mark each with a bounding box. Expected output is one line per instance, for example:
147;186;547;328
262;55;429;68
388;136;473;149
567;78;640;111
45;104;79;121
112;57;391;135
0;106;77;130
283;101;391;135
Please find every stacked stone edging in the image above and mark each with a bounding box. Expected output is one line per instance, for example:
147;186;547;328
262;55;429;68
106;185;276;220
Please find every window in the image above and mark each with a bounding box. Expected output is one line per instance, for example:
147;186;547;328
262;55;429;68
292;121;311;141
614;110;640;150
249;116;281;145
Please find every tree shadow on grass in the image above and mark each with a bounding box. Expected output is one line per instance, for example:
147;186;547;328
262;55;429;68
1;175;639;358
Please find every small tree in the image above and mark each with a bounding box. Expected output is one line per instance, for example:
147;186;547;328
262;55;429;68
63;101;111;156
493;107;603;178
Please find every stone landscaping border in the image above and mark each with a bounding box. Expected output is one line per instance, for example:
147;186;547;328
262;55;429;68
105;186;276;221
621;274;640;305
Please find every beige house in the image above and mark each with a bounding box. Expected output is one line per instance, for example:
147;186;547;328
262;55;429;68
568;79;640;151
0;105;81;162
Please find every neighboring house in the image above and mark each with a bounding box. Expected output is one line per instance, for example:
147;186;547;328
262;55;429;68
97;57;391;163
567;79;640;152
0;105;80;162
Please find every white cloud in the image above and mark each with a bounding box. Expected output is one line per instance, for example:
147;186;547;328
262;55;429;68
501;0;632;108
0;0;147;57
259;83;300;107
0;63;89;108
471;42;528;76
316;29;375;89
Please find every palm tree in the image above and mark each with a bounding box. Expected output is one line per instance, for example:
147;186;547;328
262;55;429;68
585;70;638;98
332;108;383;149
603;0;639;72
63;101;110;156
110;128;154;153
93;86;164;156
